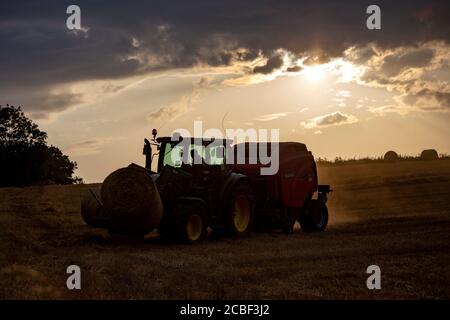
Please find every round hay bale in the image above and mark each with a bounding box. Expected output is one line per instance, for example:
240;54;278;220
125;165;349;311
384;150;399;162
420;149;438;160
81;186;109;228
101;165;163;236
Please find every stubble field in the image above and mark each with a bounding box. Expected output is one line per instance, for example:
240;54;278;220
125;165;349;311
1;160;449;299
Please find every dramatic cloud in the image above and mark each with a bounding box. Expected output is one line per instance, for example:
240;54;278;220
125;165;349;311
287;66;302;72
380;49;434;77
1;86;84;119
1;0;449;117
253;55;284;74
301;111;358;128
347;41;450;112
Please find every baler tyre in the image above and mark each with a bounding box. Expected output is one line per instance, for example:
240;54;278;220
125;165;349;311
225;182;255;236
299;199;328;232
177;206;208;244
283;207;299;234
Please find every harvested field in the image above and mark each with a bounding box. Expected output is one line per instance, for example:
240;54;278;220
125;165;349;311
1;160;450;299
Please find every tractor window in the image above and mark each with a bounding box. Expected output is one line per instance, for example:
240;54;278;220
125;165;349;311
163;143;225;167
188;144;206;165
207;145;226;165
162;144;184;168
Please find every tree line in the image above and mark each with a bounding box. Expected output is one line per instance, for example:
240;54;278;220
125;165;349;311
0;104;82;187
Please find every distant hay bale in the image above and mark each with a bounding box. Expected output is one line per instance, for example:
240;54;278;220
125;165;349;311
384;150;399;162
81;186;109;228
420;149;439;160
101;164;163;236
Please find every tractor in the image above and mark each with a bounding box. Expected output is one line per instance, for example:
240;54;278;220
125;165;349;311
81;130;331;243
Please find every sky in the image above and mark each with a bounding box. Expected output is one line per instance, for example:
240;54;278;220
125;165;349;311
1;0;449;182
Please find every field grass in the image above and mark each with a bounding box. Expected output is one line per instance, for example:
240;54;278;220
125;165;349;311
1;160;450;299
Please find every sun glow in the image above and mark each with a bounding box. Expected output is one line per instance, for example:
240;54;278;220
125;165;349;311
302;65;326;82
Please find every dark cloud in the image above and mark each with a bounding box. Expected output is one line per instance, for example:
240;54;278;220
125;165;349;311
1;0;449;116
286;65;302;72
404;88;450;109
433;91;450;107
354;41;449;112
253;55;284;74
303;54;332;66
2;86;83;118
34;92;83;117
381;48;434;77
345;45;377;64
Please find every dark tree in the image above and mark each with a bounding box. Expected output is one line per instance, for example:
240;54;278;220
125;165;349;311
0;104;82;187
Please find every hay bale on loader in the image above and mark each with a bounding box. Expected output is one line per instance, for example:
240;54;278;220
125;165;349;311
101;164;163;236
81;186;109;228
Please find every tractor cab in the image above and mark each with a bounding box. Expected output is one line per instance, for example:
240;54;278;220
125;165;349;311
155;136;232;173
142;129;232;174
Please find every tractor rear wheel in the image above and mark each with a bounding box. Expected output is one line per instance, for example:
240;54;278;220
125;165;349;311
298;199;328;232
225;182;254;236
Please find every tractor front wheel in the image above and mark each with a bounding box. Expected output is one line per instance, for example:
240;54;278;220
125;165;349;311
178;207;208;244
298;199;328;232
159;202;208;244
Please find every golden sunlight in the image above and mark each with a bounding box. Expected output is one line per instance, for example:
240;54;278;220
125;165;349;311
302;65;326;82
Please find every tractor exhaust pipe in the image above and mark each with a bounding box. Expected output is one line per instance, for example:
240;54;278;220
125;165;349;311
143;129;158;170
143;138;152;170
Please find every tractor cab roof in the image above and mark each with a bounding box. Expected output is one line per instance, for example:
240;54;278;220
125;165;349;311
156;136;233;146
233;142;308;151
232;142;310;160
156;137;308;152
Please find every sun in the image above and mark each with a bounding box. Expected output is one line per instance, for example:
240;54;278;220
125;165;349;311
302;65;326;82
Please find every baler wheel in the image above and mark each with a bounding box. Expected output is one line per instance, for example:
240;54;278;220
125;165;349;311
226;182;254;236
299;199;328;232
